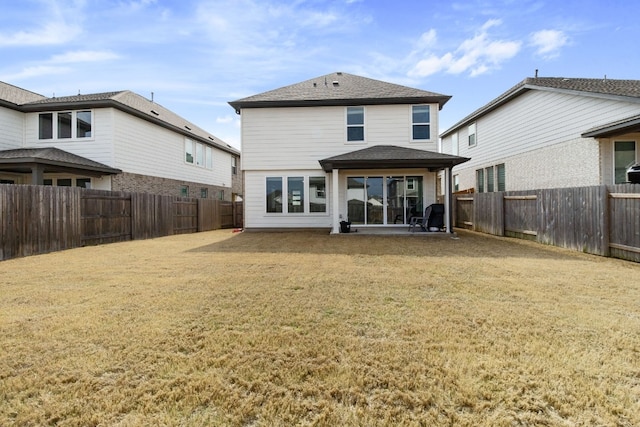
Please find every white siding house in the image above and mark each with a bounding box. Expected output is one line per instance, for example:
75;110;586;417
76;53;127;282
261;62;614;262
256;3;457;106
230;72;469;233
0;81;241;199
440;77;640;193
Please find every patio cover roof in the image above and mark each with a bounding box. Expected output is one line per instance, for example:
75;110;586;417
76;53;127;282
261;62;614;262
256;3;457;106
582;113;640;138
0;148;121;177
318;145;470;172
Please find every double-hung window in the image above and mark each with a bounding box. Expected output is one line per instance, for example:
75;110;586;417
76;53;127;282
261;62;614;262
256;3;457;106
38;110;92;140
412;105;430;140
468;123;477;147
347;106;364;142
476;168;485;193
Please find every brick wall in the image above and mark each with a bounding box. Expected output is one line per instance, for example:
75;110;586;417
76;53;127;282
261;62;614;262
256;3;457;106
111;172;234;200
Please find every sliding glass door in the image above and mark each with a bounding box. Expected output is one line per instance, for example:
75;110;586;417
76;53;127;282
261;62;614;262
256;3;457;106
348;175;423;225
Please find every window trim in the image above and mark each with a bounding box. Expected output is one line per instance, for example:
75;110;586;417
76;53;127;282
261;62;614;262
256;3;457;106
38;110;93;141
265;175;328;215
614;140;637;184
468;123;477;147
346;106;365;143
411;104;431;141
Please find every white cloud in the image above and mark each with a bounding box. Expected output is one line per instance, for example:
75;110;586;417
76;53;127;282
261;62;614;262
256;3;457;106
0;21;82;46
50;50;121;63
530;29;568;58
409;19;521;78
216;115;235;124
0;65;70;81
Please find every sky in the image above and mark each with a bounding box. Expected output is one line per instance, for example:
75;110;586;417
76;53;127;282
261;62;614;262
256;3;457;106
1;0;638;150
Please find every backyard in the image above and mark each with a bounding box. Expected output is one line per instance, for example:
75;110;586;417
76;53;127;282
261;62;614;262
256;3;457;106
1;229;639;426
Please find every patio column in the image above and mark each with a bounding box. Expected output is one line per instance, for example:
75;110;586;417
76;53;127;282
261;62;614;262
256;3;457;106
31;164;44;185
332;169;340;234
445;167;453;233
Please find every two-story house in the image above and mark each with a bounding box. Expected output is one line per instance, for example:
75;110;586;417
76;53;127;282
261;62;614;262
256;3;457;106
229;72;469;233
440;77;640;193
0;81;241;200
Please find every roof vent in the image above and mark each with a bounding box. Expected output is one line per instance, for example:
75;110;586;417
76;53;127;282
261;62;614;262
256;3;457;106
332;81;339;87
150;110;159;116
184;125;192;131
337;72;343;75
208;136;215;141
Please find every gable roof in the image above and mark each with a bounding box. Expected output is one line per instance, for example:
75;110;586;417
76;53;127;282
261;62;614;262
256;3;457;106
318;145;469;172
0;147;121;176
0;82;239;156
0;81;46;106
440;77;640;138
229;72;451;111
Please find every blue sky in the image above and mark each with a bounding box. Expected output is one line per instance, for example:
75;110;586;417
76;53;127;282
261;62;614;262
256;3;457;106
1;0;637;149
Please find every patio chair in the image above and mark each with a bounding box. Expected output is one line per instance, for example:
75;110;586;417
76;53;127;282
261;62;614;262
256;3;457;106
408;203;445;232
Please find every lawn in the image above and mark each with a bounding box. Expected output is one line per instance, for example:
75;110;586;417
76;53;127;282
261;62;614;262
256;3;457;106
1;229;639;426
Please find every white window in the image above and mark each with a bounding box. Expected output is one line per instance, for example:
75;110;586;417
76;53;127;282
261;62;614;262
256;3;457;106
347;106;364;142
195;142;204;167
468;123;477;147
615;141;637;184
497;164;505;191
476;168;484;193
38;111;92;140
185;139;194;164
266;176;327;214
412;105;430;140
485;166;494;192
232;156;237;175
206;146;213;169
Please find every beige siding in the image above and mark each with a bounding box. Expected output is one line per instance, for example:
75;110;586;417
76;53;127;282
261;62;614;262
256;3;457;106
446;90;640;191
24;109;115;166
241;104;440;171
112;109;232;187
0;107;25;150
245;169;437;229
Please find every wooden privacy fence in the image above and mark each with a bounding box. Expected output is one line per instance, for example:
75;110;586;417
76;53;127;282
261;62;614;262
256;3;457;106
454;184;640;262
0;185;243;261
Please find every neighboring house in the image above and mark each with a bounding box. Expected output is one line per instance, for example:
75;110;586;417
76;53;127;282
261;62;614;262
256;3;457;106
440;76;640;193
229;72;469;233
0;81;241;200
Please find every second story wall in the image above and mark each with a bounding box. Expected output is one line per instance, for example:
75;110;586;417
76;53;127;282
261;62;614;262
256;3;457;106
24;108;115;165
0;106;25;150
242;103;440;170
112;109;233;187
442;90;640;170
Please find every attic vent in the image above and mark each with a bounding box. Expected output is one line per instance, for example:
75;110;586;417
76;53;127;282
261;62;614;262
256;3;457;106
184;125;192;131
150;110;159;116
332;81;339;87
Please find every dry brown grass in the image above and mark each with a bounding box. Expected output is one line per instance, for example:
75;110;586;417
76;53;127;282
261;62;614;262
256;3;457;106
1;229;640;426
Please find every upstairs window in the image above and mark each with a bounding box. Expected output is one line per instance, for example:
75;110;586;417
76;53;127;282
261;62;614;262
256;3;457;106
451;132;459;155
184;138;213;169
468;122;477;147
232;156;237;175
412;105;430;140
38;110;92;140
347;106;364;142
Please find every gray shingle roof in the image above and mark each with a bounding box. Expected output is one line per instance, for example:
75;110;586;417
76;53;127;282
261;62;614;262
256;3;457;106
229;72;451;111
441;77;640;137
0;81;46;105
319;145;469;172
0;147;121;175
0;82;239;156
